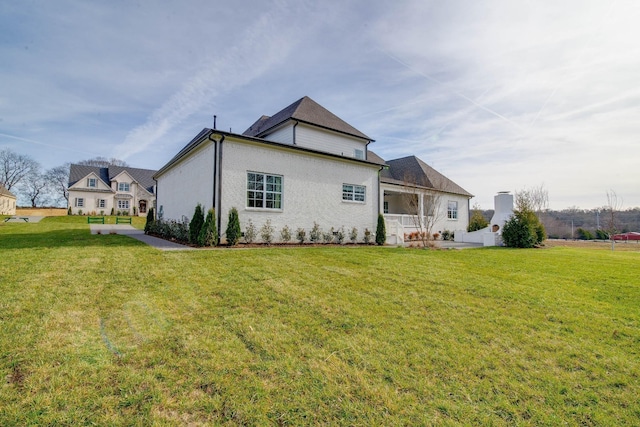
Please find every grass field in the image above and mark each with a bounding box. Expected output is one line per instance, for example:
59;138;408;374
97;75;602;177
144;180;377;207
1;217;639;425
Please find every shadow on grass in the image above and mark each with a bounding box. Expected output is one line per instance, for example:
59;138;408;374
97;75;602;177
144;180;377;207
0;229;145;249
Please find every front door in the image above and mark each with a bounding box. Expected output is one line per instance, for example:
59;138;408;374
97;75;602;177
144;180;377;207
139;200;147;214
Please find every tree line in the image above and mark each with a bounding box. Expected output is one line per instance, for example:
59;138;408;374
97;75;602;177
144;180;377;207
480;207;640;239
0;148;126;207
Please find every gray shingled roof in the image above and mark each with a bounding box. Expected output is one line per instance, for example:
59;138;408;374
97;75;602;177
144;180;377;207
0;183;16;197
68;164;157;194
243;96;373;141
380;155;473;197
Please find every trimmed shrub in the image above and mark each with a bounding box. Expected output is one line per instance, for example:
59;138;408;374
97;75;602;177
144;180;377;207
244;219;256;244
260;219;275;245
576;228;594;240
349;227;358;244
296;227;306;244
226;207;241;246
535;222;546;244
198;208;217;246
363;228;372;244
375;213;386;245
309;222;322;243
189;204;205;244
335;226;345;244
144;207;155;234
595;229;608;240
280;225;292;243
502;213;536;248
322;228;335;244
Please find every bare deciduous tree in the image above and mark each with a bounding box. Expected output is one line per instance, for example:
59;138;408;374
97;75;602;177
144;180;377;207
45;163;71;205
402;172;445;248
604;189;623;250
20;169;49;207
0;149;40;191
515;184;549;215
77;157;128;167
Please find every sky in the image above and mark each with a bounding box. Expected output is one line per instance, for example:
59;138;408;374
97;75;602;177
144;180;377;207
1;0;639;210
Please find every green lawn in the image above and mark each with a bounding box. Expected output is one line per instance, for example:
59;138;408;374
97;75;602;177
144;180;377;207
1;217;639;425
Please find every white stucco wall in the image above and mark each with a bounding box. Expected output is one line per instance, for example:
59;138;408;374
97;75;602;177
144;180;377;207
218;138;380;242
434;193;470;234
155;141;215;221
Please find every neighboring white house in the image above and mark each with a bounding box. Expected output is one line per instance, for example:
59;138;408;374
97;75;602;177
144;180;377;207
68;165;157;216
0;183;16;215
154;96;472;244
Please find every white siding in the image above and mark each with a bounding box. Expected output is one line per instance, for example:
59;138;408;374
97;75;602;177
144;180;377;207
263;124;294;145
219;138;380;242
156;141;215;221
294;123;368;159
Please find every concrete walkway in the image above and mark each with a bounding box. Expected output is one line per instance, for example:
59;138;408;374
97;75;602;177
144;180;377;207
89;225;194;251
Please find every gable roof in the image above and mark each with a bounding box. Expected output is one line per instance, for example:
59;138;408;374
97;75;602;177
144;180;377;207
68;164;157;194
380;155;473;197
243;96;373;141
0;182;16;198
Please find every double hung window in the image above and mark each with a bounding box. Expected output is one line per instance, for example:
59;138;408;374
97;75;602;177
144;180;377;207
342;184;366;202
247;172;282;209
447;201;458;220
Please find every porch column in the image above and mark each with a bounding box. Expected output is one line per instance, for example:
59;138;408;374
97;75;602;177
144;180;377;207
419;193;424;220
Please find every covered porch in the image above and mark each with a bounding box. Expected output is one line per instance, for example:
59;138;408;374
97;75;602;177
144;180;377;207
382;187;430;245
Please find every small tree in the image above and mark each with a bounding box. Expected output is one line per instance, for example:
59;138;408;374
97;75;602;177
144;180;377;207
322;227;335;244
189;204;205;244
363;228;372;244
296;227;306;244
144;207;155;234
244;219;257;244
226;207;242;246
375;213;386;245
401;171;446;248
280;225;292;243
349;227;358;244
502;213;536;248
309;222;322;243
468;203;489;232
260;219;275;245
604;190;623;251
198;208;217;247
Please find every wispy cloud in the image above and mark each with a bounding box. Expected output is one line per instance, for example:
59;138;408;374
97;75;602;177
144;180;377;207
113;2;310;160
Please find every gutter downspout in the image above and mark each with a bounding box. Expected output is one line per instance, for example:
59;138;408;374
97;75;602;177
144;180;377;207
365;140;373;161
153;179;158;221
377;164;387;216
207;132;225;242
208;132;218;211
292;120;299;145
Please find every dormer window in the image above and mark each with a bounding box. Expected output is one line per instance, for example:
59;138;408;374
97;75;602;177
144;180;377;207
87;178;97;188
118;182;130;192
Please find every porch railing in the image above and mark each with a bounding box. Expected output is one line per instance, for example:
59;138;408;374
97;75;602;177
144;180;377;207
383;214;427;229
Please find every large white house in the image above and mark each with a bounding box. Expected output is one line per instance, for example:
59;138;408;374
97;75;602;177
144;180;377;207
68;165;157;216
154;97;472;244
0;183;16;215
